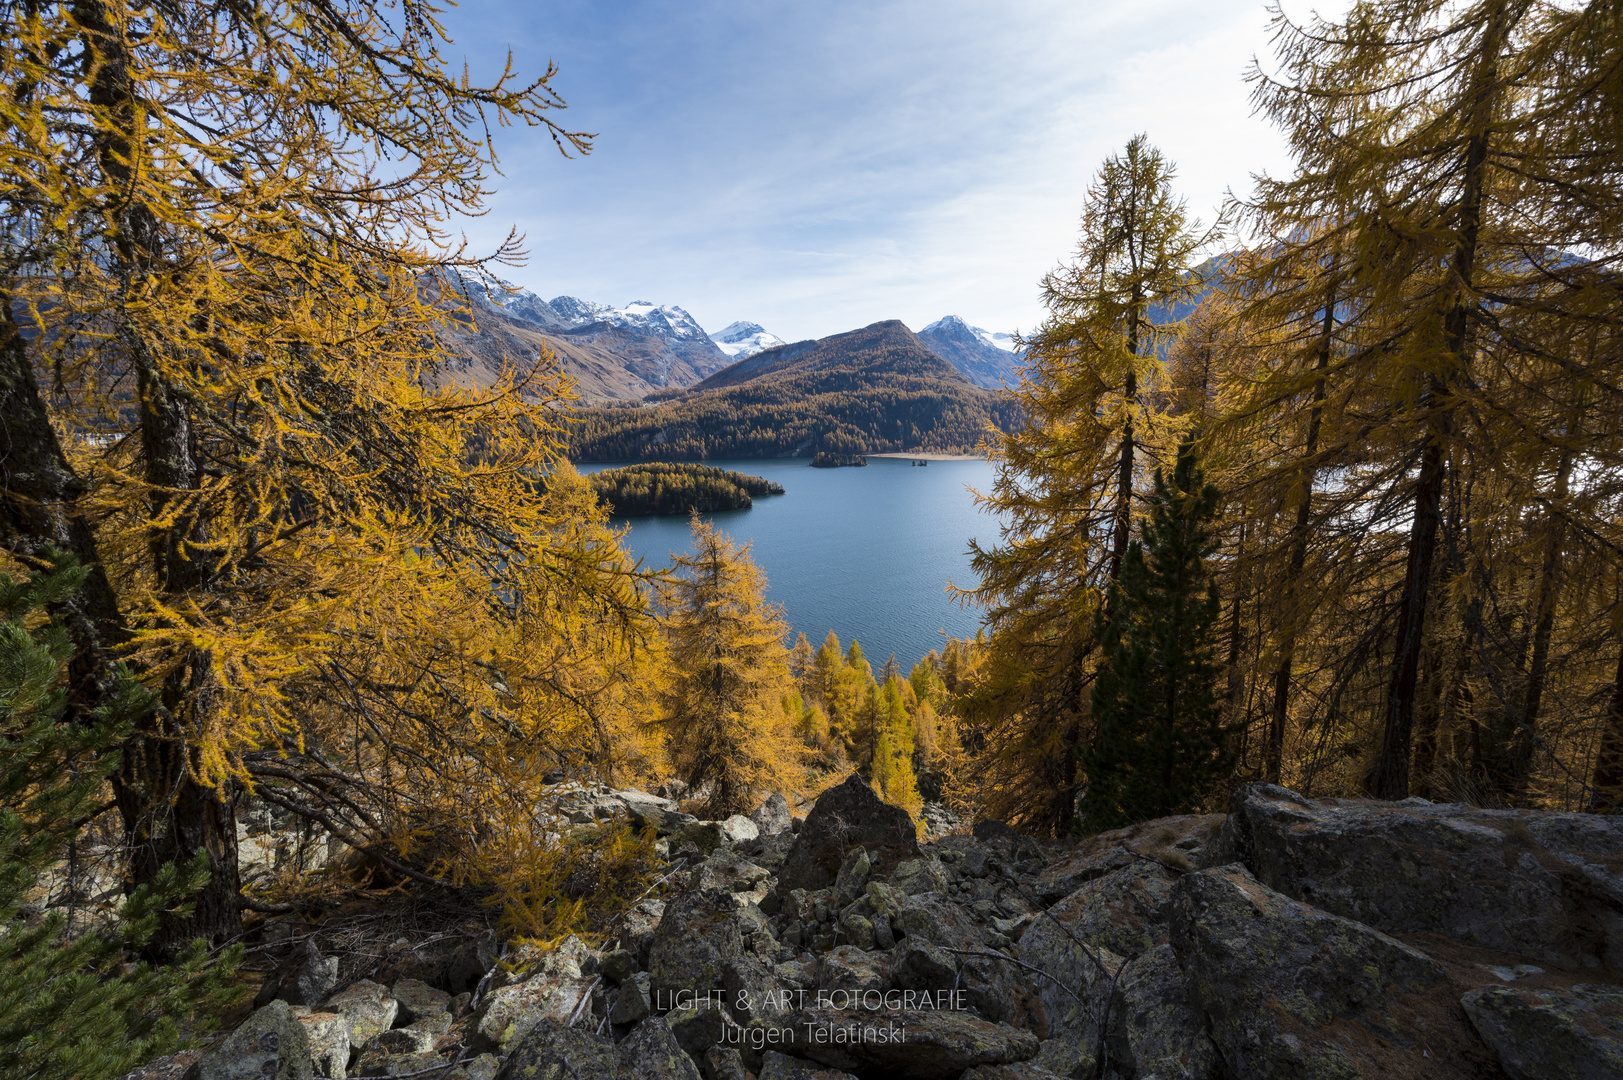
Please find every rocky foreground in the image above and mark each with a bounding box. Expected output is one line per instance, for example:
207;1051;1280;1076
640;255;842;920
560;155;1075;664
132;778;1623;1080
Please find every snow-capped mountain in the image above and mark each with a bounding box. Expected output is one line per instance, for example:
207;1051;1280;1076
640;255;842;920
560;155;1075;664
916;316;1023;389
710;321;787;360
922;316;1020;353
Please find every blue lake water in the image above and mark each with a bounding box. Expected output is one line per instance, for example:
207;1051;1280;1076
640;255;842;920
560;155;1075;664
576;457;1000;669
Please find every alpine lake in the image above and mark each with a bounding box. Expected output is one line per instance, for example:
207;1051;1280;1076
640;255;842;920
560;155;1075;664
576;456;999;669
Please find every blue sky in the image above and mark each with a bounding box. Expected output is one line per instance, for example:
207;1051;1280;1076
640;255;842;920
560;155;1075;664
438;0;1334;343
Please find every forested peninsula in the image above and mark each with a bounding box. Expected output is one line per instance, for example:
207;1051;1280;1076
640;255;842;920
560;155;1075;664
586;463;785;516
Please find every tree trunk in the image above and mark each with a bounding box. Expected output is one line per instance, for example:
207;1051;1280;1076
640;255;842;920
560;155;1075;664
1107;288;1144;590
1369;3;1507;801
1509;450;1572;792
1266;277;1335;784
0;298;130;711
1589;644;1623;812
77;0;242;954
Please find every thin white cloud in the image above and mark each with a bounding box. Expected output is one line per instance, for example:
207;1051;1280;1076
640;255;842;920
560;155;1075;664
441;0;1347;342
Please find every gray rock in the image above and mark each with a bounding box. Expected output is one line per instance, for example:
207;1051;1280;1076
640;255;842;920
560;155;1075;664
889;857;949;896
493;1019;615;1080
703;1045;750;1080
1038;861;1179;961
649;889;745;999
450;1055;500;1080
294;1011;350;1080
815;945;888;998
667;1003;729;1055
325;982;399;1052
612;972;653;1025
724;955;790;1024
671;821;729;855
473;972;596;1054
1032;847;1137;905
833;847;871;900
183;1001;313;1080
757;1051;857;1080
390;978;452;1026
750;794;793;837
355;1050;446;1078
778;774;920;893
600;947;638;985
693;850;773;897
893;891;1016;1022
1031;1038;1093;1080
1226;781;1623;968
890;938;957;995
721;815;760;844
1170;863;1446;1080
836;910;875;950
1107;944;1220;1080
1462;983;1623;1080
1014;901;1122;1049
618;1016;704;1080
960;1065;1069;1080
367;1028;438;1055
279;940;340;1007
745;1009;1039;1080
623;792;701;836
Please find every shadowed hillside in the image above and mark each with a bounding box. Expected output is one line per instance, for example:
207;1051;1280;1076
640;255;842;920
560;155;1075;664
567;320;1020;461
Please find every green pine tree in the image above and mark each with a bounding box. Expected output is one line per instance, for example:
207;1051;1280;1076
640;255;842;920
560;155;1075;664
0;554;241;1080
1080;441;1234;831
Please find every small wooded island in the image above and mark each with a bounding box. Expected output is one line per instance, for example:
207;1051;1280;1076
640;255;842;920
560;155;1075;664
586;462;785;515
811;452;867;468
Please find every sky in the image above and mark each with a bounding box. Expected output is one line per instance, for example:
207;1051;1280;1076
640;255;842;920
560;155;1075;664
437;0;1344;343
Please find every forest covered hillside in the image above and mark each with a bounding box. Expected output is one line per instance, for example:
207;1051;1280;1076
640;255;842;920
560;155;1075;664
567;320;1021;461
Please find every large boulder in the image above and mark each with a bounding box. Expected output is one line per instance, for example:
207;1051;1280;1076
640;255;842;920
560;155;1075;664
493;1019;615;1080
474;964;596;1054
1226;782;1623;969
277;939;340;1007
648;888;747;1000
1012;905;1122;1050
294;1011;351;1079
893;891;1018;1022
756;1051;857;1080
616;1016;704;1080
1037;861;1178;959
324;982;398;1050
182;1001;313;1080
778;774;920;893
1462;983;1623;1080
1106;944;1221;1080
750;793;794;837
1169;863;1446;1080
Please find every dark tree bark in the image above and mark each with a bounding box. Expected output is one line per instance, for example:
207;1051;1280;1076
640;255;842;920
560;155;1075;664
76;0;242;954
1589;644;1623;812
1266;277;1335;784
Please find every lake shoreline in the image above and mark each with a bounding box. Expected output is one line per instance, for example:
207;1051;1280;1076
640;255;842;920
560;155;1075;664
866;451;991;462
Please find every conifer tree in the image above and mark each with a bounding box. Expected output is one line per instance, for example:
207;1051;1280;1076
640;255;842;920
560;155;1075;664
658;519;797;816
959;135;1211;831
0;555;238;1078
1080;441;1232;830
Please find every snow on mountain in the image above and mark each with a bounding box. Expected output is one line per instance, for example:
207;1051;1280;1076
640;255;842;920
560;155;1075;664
922;315;1020;354
917;315;1023;389
710;321;787;360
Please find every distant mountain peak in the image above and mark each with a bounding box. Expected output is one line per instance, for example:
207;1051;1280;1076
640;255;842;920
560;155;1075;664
917;315;1022;389
710;320;786;360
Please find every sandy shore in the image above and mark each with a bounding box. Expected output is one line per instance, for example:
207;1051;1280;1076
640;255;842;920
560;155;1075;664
867;451;995;462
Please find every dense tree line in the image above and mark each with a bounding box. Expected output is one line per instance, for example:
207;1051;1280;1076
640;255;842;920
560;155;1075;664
586;463;784;516
949;0;1623;833
568;332;1021;460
